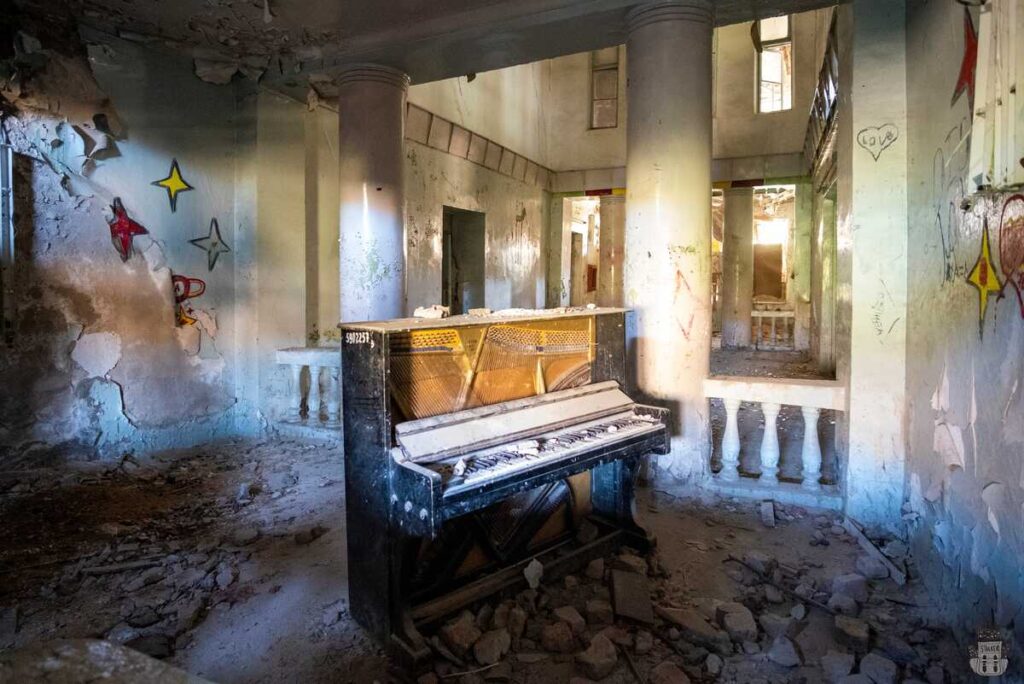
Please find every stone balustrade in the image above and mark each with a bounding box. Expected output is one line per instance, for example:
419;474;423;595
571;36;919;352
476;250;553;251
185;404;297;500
751;309;796;350
275;347;341;427
704;375;846;508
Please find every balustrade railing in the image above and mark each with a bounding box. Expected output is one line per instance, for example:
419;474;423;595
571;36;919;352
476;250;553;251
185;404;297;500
275;347;341;427
705;376;846;503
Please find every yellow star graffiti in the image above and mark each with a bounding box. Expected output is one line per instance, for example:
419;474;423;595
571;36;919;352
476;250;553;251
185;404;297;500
151;158;194;212
966;219;1003;336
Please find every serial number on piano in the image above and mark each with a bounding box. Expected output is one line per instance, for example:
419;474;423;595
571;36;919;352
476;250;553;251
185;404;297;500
345;331;372;345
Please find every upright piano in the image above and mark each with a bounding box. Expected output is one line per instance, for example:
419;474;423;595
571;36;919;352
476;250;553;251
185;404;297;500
340;308;669;663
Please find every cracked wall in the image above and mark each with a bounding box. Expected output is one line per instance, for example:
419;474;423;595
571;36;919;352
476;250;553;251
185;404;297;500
0;27;252;463
905;0;1024;654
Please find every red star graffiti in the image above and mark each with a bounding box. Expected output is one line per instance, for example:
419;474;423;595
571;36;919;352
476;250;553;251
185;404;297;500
107;198;148;261
951;7;978;108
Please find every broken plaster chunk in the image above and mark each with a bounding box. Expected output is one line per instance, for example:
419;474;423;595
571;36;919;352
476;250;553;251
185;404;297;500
575;633;617;680
523;558;543;589
552;605;585;635
831;574;868;603
413;304;449;319
441;610;482;656
71;331;122;377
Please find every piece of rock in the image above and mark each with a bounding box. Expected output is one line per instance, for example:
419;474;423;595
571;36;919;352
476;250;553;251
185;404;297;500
764;585;784;604
294;524;329;545
655;606;731;654
585;600;613;625
123;567;163;593
441;610;482;656
827;593;860;616
474;628;511;665
834;615;870;652
229;526;260;546
613;553;648;575
524;558;543;589
507;606;527;644
924;663;945;684
855;555;890;580
611;570;654;624
596;625;632;648
477;604;494;631
743;551;775;575
790;604;807;621
717;603;758;642
838;675;873;684
650;660;691;684
876;633;917;664
585;558;605;580
492;602;511;628
758;613;793;639
540;621;575;653
821;650;856;682
742;640;760;654
214;563;236;590
553;606;586;635
760;500;776;528
564;575;579;590
767;636;801;667
125;606;160;628
576;634;617;679
831;574;868;603
859;652;898;684
705;653;723;676
634;630;653;654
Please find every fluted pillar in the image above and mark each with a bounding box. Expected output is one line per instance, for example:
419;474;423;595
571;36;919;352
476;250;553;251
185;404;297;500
720;186;754;348
337;64;409;322
624;0;714;483
598;194;625;307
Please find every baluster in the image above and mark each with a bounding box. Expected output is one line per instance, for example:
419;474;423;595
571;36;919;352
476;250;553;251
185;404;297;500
308;364;323;422
288;363;305;421
801;406;822;490
770;317;777;347
720;398;741;481
759;402;781;481
325;367;341;427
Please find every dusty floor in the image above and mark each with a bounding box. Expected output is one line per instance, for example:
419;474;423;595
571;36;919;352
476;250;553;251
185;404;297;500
0;438;968;683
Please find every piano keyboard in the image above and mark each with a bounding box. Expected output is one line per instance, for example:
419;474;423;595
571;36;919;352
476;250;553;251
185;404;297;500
431;410;660;490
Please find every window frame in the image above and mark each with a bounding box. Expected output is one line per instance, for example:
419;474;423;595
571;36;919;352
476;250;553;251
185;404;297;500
755;15;794;114
589;47;620;130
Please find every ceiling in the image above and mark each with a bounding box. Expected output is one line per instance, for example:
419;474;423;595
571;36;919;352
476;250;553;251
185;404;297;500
22;0;837;91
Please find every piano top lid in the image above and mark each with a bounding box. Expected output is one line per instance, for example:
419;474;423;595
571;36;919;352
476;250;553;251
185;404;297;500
338;306;630;333
394;380;636;463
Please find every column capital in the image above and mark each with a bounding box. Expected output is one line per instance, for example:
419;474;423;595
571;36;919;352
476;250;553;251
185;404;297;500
626;1;713;34
335;63;410;91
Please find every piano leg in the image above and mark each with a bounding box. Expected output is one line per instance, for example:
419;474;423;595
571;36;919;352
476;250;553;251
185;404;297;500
590;456;653;553
388;535;432;667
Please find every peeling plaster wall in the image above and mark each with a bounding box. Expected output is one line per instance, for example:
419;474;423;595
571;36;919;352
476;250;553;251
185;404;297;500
0;32;249;463
905;0;1024;651
405;142;548;312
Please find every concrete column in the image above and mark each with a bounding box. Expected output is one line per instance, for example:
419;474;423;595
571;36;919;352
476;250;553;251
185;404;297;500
598;194;625;307
624;0;714;484
719;187;754;348
791;182;813;350
835;1;908;526
337;64;409;322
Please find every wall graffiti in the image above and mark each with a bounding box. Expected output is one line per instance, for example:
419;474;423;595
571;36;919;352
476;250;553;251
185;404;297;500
966;218;1002;336
951;6;978;108
172;274;206;326
997;194;1024;317
106;197;148;262
933;119;971;285
856;124;899;161
189;218;231;271
151;158;194;212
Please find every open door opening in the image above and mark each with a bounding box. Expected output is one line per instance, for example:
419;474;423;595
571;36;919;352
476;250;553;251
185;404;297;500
442;207;486;315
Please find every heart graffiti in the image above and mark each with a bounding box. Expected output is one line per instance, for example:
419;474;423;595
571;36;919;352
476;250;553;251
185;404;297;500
856;124;899;161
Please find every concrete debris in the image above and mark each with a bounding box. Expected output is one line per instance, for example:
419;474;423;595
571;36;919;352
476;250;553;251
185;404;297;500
576;633;617;679
441;610;481;657
294;524;329;544
760;500;776;527
523;558;543;589
821;650;856;681
229;526;260;546
716;602;758;642
827;592;860;616
859;652;898;684
855;555;890;580
654;606;731;654
552;606;585;635
473;628;511;665
834;615;871;652
767;635;802;667
612;552;648;575
584;599;613;625
610;569;653;624
832;574;869;603
539;621;574;653
757;612;793;638
649;660;691;684
585;558;604;580
634;630;653;655
413;305;450;319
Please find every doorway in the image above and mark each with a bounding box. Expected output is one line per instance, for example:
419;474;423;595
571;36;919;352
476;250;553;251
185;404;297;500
442;207;486;315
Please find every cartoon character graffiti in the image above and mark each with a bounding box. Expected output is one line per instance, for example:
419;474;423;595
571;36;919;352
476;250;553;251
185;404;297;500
107;198;148;261
998;194;1024;317
172;274;206;326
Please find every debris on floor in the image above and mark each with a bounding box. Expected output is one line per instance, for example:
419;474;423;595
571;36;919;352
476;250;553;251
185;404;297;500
0;440;968;683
